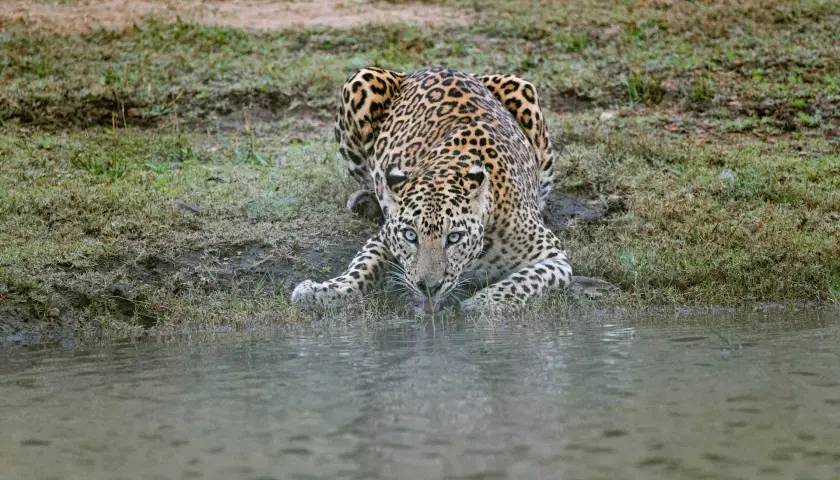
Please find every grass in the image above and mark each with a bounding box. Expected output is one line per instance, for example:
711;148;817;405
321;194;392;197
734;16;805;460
1;0;838;335
0;127;374;335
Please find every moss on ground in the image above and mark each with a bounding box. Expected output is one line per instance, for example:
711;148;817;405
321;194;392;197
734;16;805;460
1;0;838;336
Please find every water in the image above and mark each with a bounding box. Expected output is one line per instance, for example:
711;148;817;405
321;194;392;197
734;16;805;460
1;309;839;480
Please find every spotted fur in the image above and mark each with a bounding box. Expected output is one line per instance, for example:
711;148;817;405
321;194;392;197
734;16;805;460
292;67;572;313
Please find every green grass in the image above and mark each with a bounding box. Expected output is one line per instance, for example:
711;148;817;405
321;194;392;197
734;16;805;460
1;0;838;334
559;121;839;304
0;127;373;333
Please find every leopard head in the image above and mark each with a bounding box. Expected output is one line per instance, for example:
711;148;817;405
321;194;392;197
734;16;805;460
377;163;491;310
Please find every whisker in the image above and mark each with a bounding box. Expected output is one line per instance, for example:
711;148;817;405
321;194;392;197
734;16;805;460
384;267;421;299
385;259;408;274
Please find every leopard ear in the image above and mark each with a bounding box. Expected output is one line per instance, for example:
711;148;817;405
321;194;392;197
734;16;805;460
463;165;490;221
377;166;407;216
464;164;485;187
385;167;408;191
463;164;487;195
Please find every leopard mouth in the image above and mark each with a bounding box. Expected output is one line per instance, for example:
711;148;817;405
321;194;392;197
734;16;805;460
411;285;458;314
411;296;442;314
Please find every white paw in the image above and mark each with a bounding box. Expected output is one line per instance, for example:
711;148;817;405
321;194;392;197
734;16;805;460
291;279;319;306
459;295;486;315
460;293;523;315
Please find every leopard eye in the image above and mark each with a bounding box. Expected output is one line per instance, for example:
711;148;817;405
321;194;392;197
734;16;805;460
402;228;418;244
446;231;463;246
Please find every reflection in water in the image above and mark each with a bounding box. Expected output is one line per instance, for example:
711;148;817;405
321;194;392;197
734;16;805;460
1;309;839;479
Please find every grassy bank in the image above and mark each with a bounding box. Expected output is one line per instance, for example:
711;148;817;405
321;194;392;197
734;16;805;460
1;0;838;336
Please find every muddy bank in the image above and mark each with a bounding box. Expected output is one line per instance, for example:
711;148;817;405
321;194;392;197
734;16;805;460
0;191;611;342
0;85;322;130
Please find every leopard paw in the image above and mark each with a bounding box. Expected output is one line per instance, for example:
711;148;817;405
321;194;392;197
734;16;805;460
460;294;523;315
291;279;321;307
459;294;488;315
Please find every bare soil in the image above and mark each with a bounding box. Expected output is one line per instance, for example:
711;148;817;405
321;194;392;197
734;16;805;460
1;0;469;34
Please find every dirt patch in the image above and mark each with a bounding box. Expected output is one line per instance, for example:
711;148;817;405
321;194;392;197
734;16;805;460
1;83;322;130
134;239;365;292
549;90;598;114
1;0;469;34
543;192;605;231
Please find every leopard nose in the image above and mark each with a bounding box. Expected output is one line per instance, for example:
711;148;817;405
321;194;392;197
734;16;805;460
416;280;443;296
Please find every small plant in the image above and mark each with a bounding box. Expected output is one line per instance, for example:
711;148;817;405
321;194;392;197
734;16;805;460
619;248;643;290
625;19;663;42
154;137;202;164
144;160;170;174
371;26;431;66
71;149;128;179
797;111;821;128
233;137;269;166
718;166;763;200
823;74;840;94
169;20;247;49
626;21;643;41
144;137;201;174
554;31;590;53
449;41;467;56
724;116;758;132
788;98;808;110
625;71;665;105
24;58;53;79
101;64;137;88
688;77;715;106
830;271;840;302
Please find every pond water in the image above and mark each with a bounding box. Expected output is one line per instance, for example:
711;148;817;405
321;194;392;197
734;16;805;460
1;308;839;480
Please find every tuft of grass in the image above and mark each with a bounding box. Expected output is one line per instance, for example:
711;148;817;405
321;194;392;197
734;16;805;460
831;275;840;303
723;116;759;133
686;76;716;107
624;71;665;105
553;31;590;53
797;111;821;128
232;136;270;166
70;148;129;179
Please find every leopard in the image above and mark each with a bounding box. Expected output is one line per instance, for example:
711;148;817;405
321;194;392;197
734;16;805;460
291;66;572;313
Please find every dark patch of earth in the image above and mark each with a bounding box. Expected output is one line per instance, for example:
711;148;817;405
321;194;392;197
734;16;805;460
549;89;598;114
1;86;316;130
0;190;611;344
542;192;605;231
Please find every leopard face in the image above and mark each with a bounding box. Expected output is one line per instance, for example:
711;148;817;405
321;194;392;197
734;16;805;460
379;165;491;308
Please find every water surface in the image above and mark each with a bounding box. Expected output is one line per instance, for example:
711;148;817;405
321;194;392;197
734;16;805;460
2;309;839;479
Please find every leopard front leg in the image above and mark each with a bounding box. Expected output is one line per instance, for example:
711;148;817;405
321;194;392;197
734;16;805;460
292;235;392;308
461;250;572;314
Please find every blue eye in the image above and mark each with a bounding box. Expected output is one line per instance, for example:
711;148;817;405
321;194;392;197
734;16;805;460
446;231;463;246
402;228;418;243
